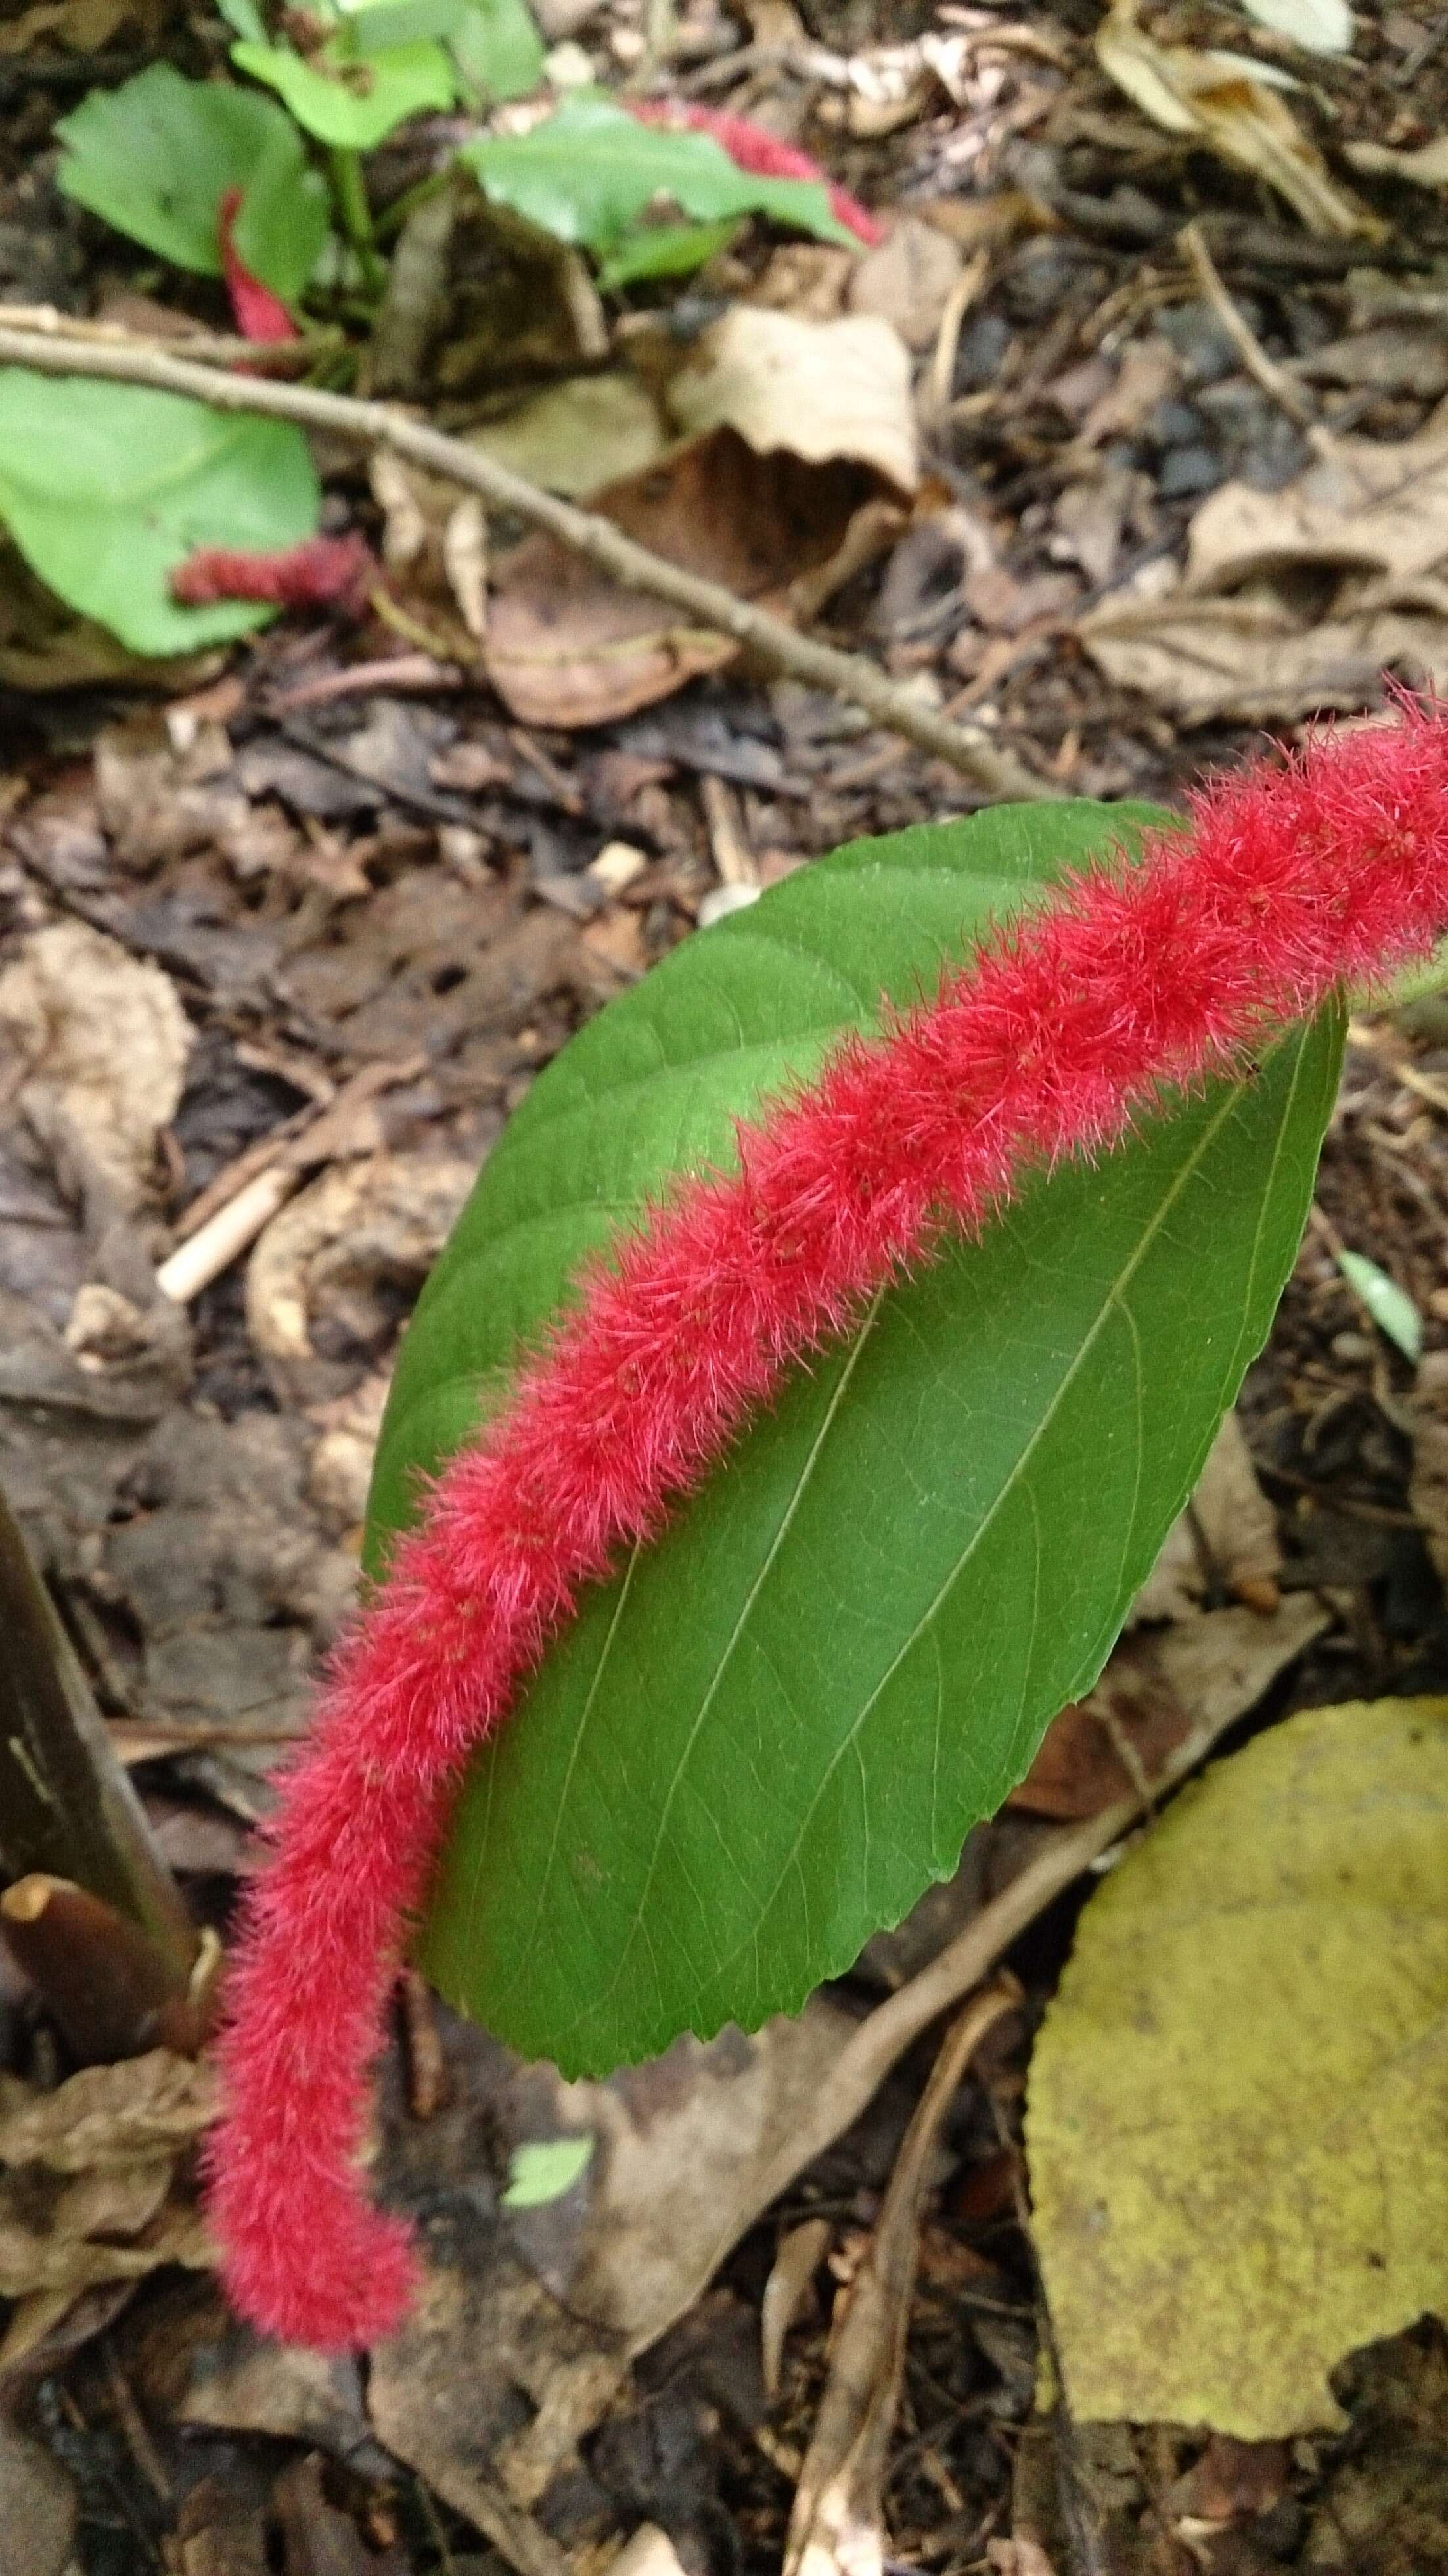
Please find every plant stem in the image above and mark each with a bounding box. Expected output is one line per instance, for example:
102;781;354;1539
329;148;387;294
0;1486;196;1979
0;323;1057;801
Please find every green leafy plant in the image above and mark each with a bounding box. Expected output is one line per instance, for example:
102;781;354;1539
231;0;543;152
55;64;330;302
0;373;319;654
210;712;1448;2353
367;804;1341;2069
458;92;860;269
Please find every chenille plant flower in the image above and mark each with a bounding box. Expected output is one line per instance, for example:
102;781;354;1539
207;704;1448;2352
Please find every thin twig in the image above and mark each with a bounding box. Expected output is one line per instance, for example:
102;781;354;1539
1177;221;1321;437
0;323;1058;803
0;302;342;375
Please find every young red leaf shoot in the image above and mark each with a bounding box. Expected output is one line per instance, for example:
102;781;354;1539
207;708;1448;2351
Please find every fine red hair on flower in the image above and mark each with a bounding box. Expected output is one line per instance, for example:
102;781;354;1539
217;187;301;346
627;99;884;245
207;708;1448;2351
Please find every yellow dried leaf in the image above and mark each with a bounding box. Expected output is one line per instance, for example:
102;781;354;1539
1026;1698;1448;2436
1095;1;1380;240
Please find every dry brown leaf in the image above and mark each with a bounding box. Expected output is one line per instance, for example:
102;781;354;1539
481;314;916;726
0;2050;215;2172
0;0;137;54
442;497;488;641
1081;425;1448;722
667;310;919;497
1133;1410;1281;1622
483;427;903;727
748;243;856;321
246;1155;474;1377
0;2053;212;2327
847;218;964;354
1010;1596;1326;1820
1077;335;1181;445
0;2195;210;2300
0;923;191;1208
1095;0;1378;239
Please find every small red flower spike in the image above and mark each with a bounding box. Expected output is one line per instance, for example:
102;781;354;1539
170;534;375;614
217;188;301;346
627;100;884;246
207;708;1448;2352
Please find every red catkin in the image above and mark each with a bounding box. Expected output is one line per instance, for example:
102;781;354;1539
170;534;375;612
208;708;1448;2351
217;187;302;346
627;99;884;246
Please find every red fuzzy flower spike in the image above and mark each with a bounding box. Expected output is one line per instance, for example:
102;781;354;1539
627;99;884;246
171;534;376;613
217;187;301;346
207;708;1448;2353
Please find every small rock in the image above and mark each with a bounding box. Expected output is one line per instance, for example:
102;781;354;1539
953;312;1012;392
1158;444;1224;499
1157;299;1243;386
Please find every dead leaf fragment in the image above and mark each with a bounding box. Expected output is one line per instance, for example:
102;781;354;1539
1095;1;1378;239
761;2217;832;2398
0;2412;76;2576
246;1154;473;1383
484;428;902;727
1240;0;1352;51
0;2050;215;2172
1012;1595;1324;1818
0;923;191;1208
1081;423;1448;722
1346;135;1448;190
1133;1410;1281;1622
669;309;919;497
847;219;964;354
481;310;920;725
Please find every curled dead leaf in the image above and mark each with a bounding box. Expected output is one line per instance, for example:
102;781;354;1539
1080;424;1448;722
484;313;918;727
667;309;918;497
1095;0;1379;239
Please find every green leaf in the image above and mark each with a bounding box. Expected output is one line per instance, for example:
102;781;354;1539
595;217;741;292
233;34;456;149
501;2134;594;2206
365;802;1343;2077
55;64;330;302
449;0;545;104
458;92;857;257
1026;1696;1448;2435
215;0;268;34
1335;1246;1422;1364
344;0;468;53
0;373;319;655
